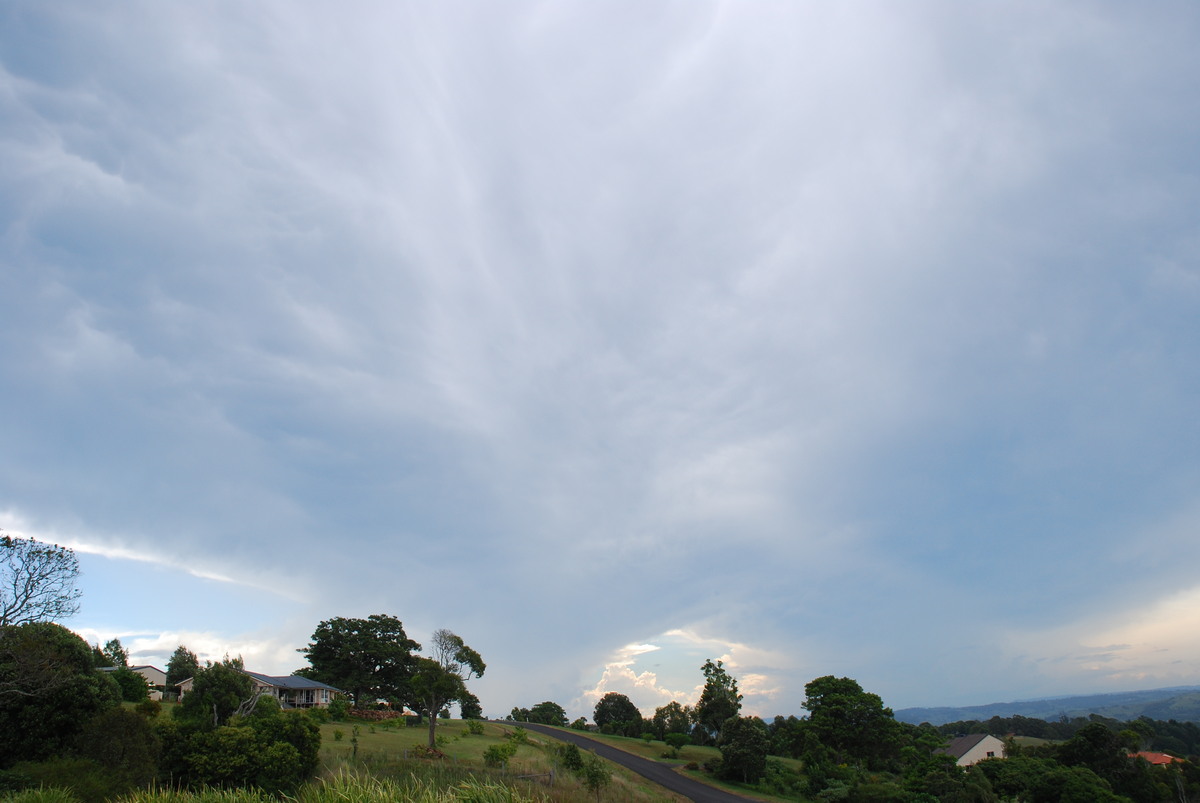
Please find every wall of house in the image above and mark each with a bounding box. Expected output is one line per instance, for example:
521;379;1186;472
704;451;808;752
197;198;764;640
957;735;1006;766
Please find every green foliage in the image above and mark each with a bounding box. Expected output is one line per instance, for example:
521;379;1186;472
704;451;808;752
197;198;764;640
694;660;741;743
557;742;584;772
165;711;318;794
651;700;691;740
136;699;162;718
482;741;517;768
102;638;128;668
6;757;120;803
569;717;588;730
466;719;485;735
578;754;612;802
76;707;161;791
664;732;690;758
297;614;419;707
0;788;80;803
410;657;465;748
165;646;201;691
717;716;769;783
592;691;642;736
524;701;568;726
111;666;151;702
0;622;121;765
803;675;903;769
327;696;350;721
174;659;254;729
458;689;483;720
0;536;82;627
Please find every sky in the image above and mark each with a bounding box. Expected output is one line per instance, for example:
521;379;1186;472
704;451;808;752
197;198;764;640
2;1;1200;722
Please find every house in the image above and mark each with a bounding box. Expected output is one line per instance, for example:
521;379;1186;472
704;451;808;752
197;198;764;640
99;665;167;701
243;671;341;709
178;670;341;709
939;734;1006;766
1132;751;1184;766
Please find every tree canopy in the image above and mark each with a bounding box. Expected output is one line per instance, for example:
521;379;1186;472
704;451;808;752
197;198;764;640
694;659;742;742
802;675;903;768
411;629;485;747
593;691;642;735
0;621;120;764
175;658;257;729
166;645;202;690
0;535;82;627
512;700;568;726
296;614;420;706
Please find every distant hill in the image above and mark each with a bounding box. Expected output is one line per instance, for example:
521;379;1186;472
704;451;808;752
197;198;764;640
895;687;1200;726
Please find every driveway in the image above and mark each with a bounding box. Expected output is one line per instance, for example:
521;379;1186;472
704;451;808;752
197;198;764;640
504;721;755;803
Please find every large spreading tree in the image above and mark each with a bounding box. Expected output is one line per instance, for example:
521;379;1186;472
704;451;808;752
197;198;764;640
802;675;903;768
0;534;83;626
296;614;420;706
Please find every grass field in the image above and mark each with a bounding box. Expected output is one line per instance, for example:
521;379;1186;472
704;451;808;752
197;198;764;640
316;718;688;803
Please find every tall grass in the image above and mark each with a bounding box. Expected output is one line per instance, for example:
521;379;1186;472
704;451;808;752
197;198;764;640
110;772;544;803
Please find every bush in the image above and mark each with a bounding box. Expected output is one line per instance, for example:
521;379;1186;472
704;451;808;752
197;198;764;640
557;743;583;772
136;699;162;718
9;757;120;803
483;742;518;768
76;707;161;791
327;697;350;721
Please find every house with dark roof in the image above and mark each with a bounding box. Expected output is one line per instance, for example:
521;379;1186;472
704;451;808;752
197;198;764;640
178;670;342;709
243;671;341;709
938;733;1006;766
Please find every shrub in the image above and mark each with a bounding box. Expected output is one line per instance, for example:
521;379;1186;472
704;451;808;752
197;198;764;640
483;742;518;768
327;697;350;721
557;743;583;772
9;757;120;803
466;720;485;735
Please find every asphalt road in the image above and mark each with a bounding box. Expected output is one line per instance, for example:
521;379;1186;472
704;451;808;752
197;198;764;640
504;721;754;803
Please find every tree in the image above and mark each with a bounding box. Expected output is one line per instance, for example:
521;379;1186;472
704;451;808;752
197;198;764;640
718;715;769;783
593;691;642;735
166;645;201;690
579;753;612;802
111;666;151;702
0;535;82;626
411;629;485;747
527;700;568;726
0;622;121;765
459;688;483;719
803;675;903;768
103;637;129;667
297;614;420;706
653;700;692;739
664;731;690;758
694;659;741;743
175;658;258;729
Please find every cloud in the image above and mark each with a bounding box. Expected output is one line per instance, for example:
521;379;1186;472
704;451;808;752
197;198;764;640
2;0;1199;719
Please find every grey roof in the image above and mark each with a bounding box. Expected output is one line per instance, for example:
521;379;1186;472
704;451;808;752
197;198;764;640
244;671;341;692
939;734;993;758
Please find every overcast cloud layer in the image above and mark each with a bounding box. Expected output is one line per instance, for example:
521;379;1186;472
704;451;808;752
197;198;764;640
3;1;1200;719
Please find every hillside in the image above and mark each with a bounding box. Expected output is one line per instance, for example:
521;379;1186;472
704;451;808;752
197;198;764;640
895;686;1200;725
